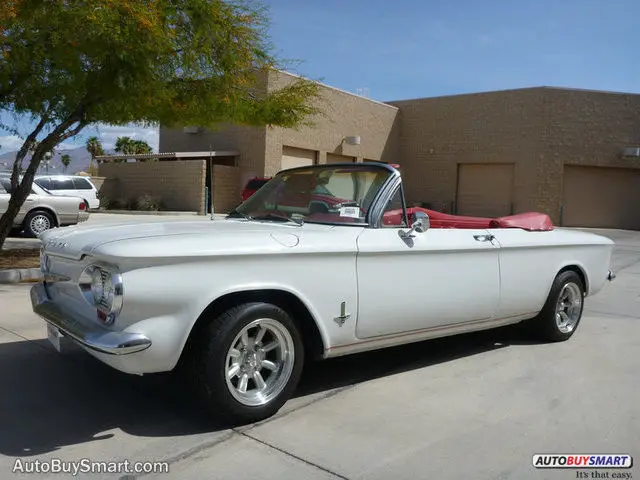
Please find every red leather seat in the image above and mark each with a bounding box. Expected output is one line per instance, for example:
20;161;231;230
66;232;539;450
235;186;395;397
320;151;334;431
489;212;554;231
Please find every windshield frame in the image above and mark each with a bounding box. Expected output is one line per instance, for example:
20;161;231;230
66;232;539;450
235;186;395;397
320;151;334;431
230;162;401;227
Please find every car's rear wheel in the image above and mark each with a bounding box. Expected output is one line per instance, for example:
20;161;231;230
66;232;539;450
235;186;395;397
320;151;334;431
24;210;55;237
192;302;304;423
530;270;585;342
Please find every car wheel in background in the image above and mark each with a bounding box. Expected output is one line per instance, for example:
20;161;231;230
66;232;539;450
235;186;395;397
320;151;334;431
191;302;304;424
24;210;55;237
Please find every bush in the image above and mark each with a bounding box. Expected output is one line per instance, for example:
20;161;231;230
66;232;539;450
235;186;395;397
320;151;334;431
109;198;130;210
136;194;161;211
99;197;112;210
96;191;111;210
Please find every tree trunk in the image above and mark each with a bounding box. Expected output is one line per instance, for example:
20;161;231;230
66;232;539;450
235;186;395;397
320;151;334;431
0;151;46;249
0;193;28;247
0;110;85;250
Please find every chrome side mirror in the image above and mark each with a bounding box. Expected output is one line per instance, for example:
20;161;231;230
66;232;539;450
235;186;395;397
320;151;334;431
399;211;430;238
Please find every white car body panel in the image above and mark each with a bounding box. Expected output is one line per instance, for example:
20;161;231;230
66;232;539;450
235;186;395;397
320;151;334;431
30;164;616;378
37;220;363;372
490;228;613;318
356;227;501;338
34;218;615;374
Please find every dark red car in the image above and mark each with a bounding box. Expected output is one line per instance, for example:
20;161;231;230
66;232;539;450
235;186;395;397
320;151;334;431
241;177;271;202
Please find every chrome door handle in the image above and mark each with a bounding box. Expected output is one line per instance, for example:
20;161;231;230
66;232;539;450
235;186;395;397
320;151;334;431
473;234;495;242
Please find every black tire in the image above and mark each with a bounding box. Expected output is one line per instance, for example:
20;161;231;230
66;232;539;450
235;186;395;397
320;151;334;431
24;210;55;237
191;302;304;424
529;270;585;342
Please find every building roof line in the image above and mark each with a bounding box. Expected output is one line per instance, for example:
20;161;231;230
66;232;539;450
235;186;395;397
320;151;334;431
275;70;399;110
385;85;640;103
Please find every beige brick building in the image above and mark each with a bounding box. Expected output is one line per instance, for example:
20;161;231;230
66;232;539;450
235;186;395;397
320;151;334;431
155;73;640;230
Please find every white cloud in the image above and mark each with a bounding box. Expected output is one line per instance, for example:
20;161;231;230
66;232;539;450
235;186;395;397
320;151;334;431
0;135;25;152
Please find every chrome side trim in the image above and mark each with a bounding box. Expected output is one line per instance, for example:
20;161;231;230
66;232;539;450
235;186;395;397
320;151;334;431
30;283;151;356
324;312;536;359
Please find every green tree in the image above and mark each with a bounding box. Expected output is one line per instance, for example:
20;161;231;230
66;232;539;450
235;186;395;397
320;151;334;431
114;136;153;156
86;136;104;159
0;0;321;247
132;140;153;155
85;136;104;176
60;154;71;172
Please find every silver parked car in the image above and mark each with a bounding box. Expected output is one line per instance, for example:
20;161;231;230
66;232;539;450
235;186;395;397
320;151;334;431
0;176;90;237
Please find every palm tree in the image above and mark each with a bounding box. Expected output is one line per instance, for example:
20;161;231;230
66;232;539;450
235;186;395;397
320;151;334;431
115;136;152;154
86;136;104;175
60;154;71;172
114;136;136;154
86;136;104;159
114;136;154;161
132;140;152;154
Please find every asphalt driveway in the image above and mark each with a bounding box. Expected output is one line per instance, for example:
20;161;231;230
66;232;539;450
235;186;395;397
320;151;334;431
0;228;638;479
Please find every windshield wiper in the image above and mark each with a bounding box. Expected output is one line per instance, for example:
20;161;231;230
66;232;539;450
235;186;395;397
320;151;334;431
251;213;304;226
227;209;253;220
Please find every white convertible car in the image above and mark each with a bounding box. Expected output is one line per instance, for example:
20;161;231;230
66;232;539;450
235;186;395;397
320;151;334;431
31;163;616;422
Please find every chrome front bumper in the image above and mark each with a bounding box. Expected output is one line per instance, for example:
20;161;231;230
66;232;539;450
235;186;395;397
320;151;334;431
607;270;616;281
30;282;151;355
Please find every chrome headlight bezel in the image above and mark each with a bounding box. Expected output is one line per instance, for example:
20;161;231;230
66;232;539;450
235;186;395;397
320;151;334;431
79;263;123;325
40;249;51;273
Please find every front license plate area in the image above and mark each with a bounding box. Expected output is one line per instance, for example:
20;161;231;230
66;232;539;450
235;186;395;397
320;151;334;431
47;324;62;352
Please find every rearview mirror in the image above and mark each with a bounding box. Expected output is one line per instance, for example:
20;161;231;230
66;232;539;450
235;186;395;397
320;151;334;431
399;211;430;239
412;211;430;233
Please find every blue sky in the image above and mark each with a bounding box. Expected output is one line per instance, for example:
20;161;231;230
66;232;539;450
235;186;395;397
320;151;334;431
265;0;640;100
2;0;639;154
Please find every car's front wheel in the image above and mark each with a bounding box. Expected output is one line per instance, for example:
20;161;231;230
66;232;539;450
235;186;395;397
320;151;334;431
192;302;304;423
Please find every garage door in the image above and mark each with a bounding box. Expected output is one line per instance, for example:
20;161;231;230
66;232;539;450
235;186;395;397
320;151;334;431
562;166;640;230
281;146;317;170
456;164;514;217
326;153;356;164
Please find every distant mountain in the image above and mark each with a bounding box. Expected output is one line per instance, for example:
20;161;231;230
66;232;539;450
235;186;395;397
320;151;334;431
0;146;94;174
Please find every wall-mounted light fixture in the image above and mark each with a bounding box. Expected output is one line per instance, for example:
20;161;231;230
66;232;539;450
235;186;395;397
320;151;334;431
622;146;640;157
343;136;361;146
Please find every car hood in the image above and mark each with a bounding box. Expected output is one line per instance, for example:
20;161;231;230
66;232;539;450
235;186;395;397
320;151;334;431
39;218;355;261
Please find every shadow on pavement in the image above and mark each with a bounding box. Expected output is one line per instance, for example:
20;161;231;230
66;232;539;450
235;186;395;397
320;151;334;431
0;323;531;457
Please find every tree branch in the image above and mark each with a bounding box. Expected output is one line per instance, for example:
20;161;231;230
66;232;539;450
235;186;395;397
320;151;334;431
11;112;50;192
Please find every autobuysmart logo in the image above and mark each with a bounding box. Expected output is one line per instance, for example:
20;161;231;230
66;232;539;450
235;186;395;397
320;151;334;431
532;454;633;468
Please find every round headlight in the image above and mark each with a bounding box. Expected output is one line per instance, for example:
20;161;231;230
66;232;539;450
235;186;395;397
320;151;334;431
79;264;123;324
90;268;105;303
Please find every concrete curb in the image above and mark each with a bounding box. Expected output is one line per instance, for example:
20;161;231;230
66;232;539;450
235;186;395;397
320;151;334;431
95;210;200;216
0;268;43;284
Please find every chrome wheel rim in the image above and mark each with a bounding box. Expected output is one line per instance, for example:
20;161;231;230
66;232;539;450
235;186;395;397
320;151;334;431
30;215;51;235
555;282;582;333
225;318;295;407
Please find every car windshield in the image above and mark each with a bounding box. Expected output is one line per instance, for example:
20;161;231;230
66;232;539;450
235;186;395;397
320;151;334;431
230;164;395;225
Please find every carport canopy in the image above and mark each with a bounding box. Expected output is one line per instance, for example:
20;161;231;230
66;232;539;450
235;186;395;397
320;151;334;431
95;151;239;163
